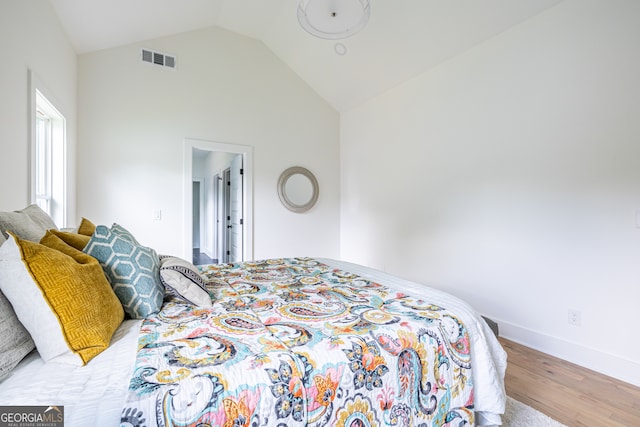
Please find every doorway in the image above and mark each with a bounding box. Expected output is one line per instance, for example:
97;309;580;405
184;139;253;264
192;179;216;265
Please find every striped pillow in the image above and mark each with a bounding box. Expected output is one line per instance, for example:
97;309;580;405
159;256;212;307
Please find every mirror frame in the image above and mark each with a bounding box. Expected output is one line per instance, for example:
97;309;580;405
277;166;319;213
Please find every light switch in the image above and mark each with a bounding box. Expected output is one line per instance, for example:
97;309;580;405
153;209;162;221
636;210;640;228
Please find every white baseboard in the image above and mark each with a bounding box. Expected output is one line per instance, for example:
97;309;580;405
495;318;640;388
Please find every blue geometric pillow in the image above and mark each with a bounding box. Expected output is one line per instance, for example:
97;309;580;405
83;224;164;319
110;223;140;245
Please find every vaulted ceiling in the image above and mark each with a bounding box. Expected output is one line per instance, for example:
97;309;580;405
49;0;564;112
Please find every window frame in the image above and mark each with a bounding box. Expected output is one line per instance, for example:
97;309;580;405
35;107;53;214
28;70;67;228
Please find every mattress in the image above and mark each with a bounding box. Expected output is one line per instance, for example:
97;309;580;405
0;319;142;427
0;258;507;426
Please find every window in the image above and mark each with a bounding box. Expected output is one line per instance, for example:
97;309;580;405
31;86;66;227
35;105;52;214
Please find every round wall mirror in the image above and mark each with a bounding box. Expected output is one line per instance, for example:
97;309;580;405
277;166;319;213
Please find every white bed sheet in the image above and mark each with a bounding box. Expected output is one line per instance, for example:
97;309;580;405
0;259;507;426
0;319;142;427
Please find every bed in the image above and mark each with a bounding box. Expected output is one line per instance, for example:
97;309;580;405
0;207;506;427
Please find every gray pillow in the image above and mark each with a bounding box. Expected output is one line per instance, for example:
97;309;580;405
0;204;57;242
0;290;35;380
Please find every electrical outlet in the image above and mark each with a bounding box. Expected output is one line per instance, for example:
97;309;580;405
568;309;582;326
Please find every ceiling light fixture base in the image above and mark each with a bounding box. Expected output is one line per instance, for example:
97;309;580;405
297;0;371;40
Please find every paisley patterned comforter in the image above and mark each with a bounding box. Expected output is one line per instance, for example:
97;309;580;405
120;258;478;427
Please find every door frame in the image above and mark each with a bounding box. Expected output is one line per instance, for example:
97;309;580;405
183;138;253;262
192;178;204;252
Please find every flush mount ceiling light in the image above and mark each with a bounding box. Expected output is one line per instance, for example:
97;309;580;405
297;0;371;40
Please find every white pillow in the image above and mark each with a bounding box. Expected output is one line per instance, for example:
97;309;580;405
0;235;82;365
159;256;212;307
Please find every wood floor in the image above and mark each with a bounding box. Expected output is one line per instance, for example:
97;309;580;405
192;249;216;266
500;338;640;427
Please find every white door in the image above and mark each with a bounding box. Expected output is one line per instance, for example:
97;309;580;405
229;155;243;262
222;168;231;263
213;174;221;261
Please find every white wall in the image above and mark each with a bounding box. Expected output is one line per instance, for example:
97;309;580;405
341;0;640;386
77;26;340;260
0;1;76;221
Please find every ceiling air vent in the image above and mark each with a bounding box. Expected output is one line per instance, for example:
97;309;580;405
141;48;176;70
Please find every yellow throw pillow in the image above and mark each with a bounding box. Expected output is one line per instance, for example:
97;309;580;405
77;217;97;236
47;229;91;251
0;232;124;365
